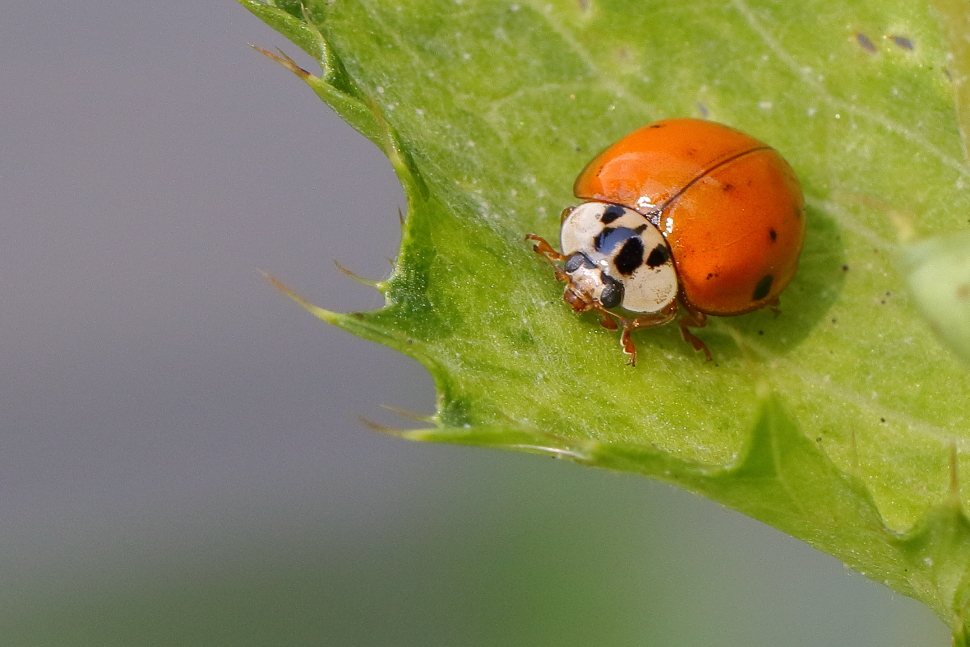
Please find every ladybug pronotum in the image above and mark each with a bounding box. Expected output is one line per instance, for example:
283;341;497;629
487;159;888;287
527;118;805;365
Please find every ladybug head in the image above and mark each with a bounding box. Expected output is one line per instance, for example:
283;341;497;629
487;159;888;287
562;252;624;312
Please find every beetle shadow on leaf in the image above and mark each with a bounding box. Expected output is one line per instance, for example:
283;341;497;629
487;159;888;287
717;202;846;356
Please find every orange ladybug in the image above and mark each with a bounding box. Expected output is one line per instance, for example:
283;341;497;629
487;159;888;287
527;118;805;365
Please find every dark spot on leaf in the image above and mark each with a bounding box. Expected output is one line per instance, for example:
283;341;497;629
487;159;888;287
856;32;877;53
888;35;914;50
957;285;970;300
842;264;850;272
645;243;669;268
614;237;645;276
752;275;774;301
880;417;886;423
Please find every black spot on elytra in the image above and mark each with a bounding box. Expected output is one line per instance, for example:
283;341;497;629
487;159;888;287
645;244;669;268
769;228;777;242
706;272;719;280
722;183;735;192
752;274;774;301
614;237;645;276
593;227;615;252
599;205;625;224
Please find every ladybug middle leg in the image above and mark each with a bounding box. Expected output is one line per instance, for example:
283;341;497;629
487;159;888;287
676;296;712;362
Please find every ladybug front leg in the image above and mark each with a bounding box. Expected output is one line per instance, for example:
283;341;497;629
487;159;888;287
605;303;677;367
676;297;712;362
526;234;568;261
525;234;572;283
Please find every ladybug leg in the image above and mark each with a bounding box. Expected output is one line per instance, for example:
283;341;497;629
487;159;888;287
598;312;618;330
676;297;712;362
765;297;782;317
590;306;640;366
525;234;572;283
526;234;568;262
609;303;678;367
619;325;639;367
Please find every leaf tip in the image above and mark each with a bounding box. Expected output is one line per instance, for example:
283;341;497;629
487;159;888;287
250;44;314;81
378;404;435;424
333;259;387;293
259;269;341;324
358;415;432;438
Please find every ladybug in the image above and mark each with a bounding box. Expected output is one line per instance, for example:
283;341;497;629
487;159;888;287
527;118;805;365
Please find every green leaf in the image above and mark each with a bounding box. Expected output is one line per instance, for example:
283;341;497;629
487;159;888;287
239;0;970;637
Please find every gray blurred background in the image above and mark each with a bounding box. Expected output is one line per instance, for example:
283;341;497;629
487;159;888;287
0;2;946;644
